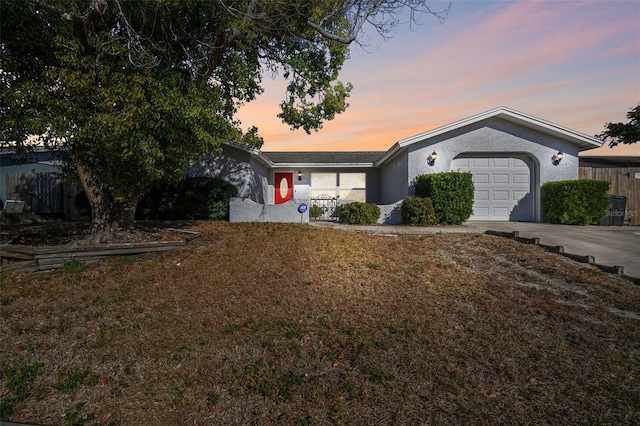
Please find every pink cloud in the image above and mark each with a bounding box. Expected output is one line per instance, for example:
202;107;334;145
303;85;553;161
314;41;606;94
236;1;639;152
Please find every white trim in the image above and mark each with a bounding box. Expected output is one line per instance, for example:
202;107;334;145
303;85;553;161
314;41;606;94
270;162;375;168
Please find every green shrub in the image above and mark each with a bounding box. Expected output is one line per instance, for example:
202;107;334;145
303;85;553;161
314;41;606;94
338;202;380;225
400;196;437;226
415;172;474;225
309;204;324;219
136;177;238;220
541;180;609;225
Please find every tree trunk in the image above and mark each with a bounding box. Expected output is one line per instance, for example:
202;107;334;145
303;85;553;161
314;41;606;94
76;163;140;244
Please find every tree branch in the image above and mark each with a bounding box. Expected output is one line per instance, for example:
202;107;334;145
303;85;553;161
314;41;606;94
306;21;357;44
307;1;451;45
25;0;72;21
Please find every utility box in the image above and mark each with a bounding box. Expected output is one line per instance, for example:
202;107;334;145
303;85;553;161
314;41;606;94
4;200;26;214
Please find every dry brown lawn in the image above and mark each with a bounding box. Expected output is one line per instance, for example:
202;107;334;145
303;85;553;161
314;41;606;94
1;222;639;425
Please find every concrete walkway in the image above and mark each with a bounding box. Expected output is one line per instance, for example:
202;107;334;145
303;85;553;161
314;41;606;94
310;221;640;279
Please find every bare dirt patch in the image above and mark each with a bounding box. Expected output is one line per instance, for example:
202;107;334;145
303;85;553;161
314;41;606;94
1;222;639;425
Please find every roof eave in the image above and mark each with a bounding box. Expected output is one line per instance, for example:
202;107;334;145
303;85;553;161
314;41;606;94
271;162;376;168
376;107;603;165
223;140;274;167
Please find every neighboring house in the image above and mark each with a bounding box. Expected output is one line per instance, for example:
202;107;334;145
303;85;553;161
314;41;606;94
189;106;605;223
0;148;66;214
0;147;62;202
0;148;90;218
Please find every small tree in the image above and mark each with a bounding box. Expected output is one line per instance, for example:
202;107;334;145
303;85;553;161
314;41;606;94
596;104;640;147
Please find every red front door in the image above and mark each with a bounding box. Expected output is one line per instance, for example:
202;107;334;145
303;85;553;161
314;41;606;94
274;172;293;204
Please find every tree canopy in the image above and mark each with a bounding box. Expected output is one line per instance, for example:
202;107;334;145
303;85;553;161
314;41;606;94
596;104;640;147
0;0;449;240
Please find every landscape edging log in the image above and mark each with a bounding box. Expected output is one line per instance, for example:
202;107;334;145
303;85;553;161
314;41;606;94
0;229;200;273
484;230;638;285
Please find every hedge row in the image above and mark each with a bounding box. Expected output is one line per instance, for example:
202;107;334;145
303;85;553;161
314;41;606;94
136;177;238;220
405;172;474;225
541;179;609;225
338;201;381;225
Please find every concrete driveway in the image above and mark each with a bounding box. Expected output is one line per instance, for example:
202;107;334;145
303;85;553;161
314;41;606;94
311;221;640;279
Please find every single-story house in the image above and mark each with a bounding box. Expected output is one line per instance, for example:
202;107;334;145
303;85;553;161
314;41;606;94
187;106;604;223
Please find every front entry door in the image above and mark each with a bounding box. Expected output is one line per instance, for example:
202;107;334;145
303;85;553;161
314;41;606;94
274;172;293;204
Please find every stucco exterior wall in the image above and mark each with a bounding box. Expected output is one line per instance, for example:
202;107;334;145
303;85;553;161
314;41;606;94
378;201;403;224
391;117;581;222
186;145;268;203
406;118;578;184
366;169;382;204
229;198;309;223
379;150;409;205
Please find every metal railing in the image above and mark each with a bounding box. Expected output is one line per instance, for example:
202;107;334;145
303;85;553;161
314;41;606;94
310;194;338;221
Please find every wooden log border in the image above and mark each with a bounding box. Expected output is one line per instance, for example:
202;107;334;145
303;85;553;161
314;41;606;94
1;228;201;273
484;230;639;285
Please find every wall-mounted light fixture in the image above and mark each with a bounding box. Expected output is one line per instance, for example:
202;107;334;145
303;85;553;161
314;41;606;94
427;151;437;166
552;151;563;165
298;171;302;181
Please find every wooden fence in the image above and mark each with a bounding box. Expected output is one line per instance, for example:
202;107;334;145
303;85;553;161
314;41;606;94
579;166;640;226
4;171;89;220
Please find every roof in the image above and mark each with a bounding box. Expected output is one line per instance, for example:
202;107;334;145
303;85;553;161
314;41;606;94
376;106;604;165
262;151;384;167
579;156;640;168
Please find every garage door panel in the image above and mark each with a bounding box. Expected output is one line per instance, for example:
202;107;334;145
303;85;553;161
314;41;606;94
472;158;490;167
513;173;529;184
492;207;510;217
475;190;490;201
513;190;528;199
474;174;489;184
493;190;509;201
451;156;533;221
473;207;490;218
454;158;470;167
493;174;509;184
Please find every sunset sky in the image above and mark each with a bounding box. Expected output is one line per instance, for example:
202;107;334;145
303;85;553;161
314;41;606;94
236;0;640;156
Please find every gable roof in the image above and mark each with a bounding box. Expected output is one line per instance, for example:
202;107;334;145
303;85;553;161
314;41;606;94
376;106;603;166
262;151;384;167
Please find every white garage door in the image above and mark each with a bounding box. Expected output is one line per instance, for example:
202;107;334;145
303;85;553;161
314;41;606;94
451;156;533;221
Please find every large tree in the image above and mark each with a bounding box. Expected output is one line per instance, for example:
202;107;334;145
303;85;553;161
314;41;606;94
596;104;640;147
1;0;449;242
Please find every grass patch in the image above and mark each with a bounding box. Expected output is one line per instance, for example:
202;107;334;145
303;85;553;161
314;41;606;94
0;362;43;419
53;367;97;391
0;222;639;425
63;259;90;274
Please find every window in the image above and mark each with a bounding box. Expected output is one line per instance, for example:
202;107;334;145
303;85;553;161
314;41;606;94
339;173;366;202
310;173;337;198
310;172;366;202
